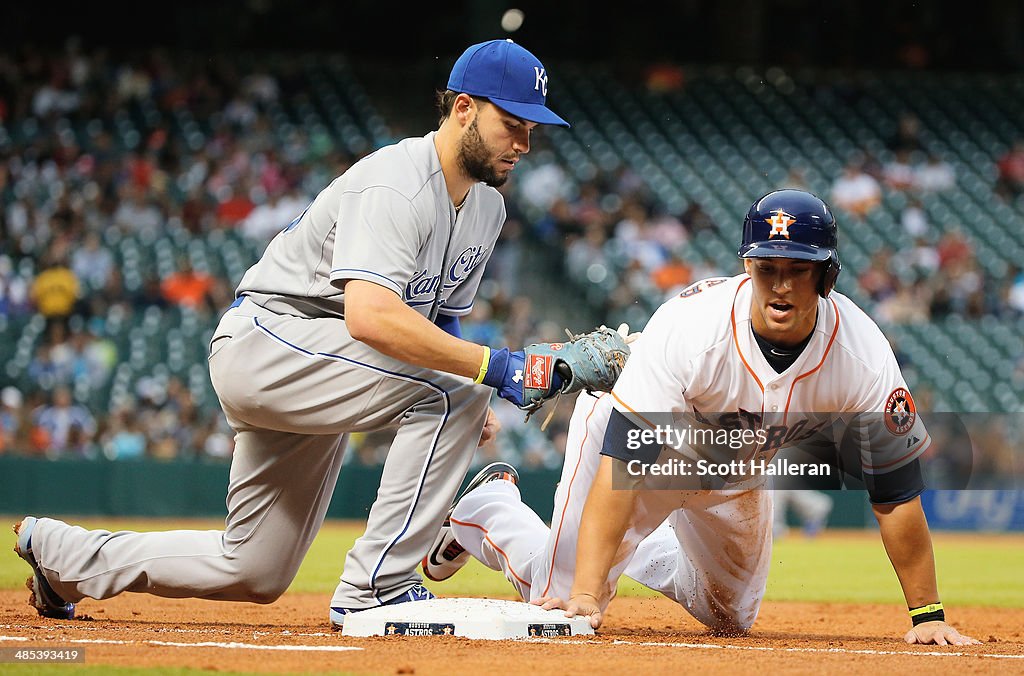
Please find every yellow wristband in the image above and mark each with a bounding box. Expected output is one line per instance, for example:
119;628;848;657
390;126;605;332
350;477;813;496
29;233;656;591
908;602;943;617
474;346;491;384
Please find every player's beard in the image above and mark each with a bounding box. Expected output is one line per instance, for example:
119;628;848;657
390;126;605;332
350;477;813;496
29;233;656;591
458;118;510;188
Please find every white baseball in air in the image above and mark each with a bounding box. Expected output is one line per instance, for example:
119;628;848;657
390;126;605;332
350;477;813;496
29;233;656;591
501;8;525;32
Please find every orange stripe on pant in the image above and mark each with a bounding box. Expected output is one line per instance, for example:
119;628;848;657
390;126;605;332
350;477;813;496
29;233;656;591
542;393;604;597
449;517;532;591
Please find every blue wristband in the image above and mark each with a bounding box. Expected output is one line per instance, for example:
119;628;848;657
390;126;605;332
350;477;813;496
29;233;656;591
481;347;528;407
482;347;511;389
482;348;566;407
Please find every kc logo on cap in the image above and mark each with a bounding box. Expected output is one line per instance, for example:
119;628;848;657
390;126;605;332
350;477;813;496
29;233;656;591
447;39;570;127
534;67;548;96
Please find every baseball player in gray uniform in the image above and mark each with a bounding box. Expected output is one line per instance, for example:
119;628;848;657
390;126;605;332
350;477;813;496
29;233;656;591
13;39;571;629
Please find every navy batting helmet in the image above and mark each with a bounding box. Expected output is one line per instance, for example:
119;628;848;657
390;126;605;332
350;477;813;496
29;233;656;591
738;189;842;298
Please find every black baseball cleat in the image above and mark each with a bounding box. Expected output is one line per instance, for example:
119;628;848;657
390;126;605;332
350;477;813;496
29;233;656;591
422;462;519;582
13;517;76;620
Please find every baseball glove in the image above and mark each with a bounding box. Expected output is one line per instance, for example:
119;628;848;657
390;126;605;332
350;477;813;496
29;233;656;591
519;324;632;419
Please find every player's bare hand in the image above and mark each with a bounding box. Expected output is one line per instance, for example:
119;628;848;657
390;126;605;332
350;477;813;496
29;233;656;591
531;594;603;629
904;621;981;646
479;407;501;447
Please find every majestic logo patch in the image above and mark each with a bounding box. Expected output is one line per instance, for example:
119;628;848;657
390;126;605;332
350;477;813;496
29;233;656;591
884;388;916;436
524;354;553;390
766;209;796;238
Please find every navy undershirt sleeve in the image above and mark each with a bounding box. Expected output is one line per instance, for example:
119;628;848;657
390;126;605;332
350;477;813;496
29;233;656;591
434;313;462;338
866;458;925;504
600;408;662;465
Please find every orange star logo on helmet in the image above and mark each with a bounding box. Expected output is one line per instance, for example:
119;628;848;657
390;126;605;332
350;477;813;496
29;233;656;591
766;209;796;238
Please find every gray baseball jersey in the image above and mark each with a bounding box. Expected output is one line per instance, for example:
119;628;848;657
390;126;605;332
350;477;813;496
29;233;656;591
27;131;502;615
237;131;505;319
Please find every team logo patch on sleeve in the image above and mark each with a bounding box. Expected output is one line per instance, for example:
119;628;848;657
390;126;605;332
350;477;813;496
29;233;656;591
524;354;553;390
884;388;916;435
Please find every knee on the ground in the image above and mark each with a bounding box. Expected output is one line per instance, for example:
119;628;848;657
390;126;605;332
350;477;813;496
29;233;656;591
707;619;752;638
693;598;757;636
227;557;296;604
702;607;755;636
234;576;291;604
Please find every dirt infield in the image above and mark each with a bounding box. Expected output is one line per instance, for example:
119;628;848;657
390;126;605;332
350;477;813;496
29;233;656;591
1;591;1022;674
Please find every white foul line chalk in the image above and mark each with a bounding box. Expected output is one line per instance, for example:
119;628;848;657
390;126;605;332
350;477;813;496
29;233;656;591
524;637;1022;660
2;635;361;652
146;640;362;652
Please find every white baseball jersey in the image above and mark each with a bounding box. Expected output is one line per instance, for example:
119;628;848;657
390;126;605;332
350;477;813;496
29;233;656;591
609;274;930;481
237;131;505;319
448;273;929;633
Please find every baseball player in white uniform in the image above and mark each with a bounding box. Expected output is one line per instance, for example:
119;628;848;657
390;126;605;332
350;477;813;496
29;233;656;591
427;190;979;646
13;39;576;629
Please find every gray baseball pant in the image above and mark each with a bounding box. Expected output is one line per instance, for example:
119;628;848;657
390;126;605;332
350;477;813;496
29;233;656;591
29;297;491;610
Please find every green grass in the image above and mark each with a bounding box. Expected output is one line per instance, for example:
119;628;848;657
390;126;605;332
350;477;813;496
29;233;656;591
763;531;1024;607
3;517;1022;608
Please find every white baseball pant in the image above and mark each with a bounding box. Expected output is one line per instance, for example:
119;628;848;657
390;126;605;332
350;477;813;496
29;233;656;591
451;392;773;632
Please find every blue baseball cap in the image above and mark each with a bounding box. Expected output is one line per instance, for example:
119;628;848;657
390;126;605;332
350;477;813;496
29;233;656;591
447;39;570;128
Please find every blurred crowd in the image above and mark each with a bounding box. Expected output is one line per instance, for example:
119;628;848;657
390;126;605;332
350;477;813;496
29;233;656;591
516;155;725;325
1;43;350;462
1;44;1022;467
822;113;1023;324
532;111;1024;328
